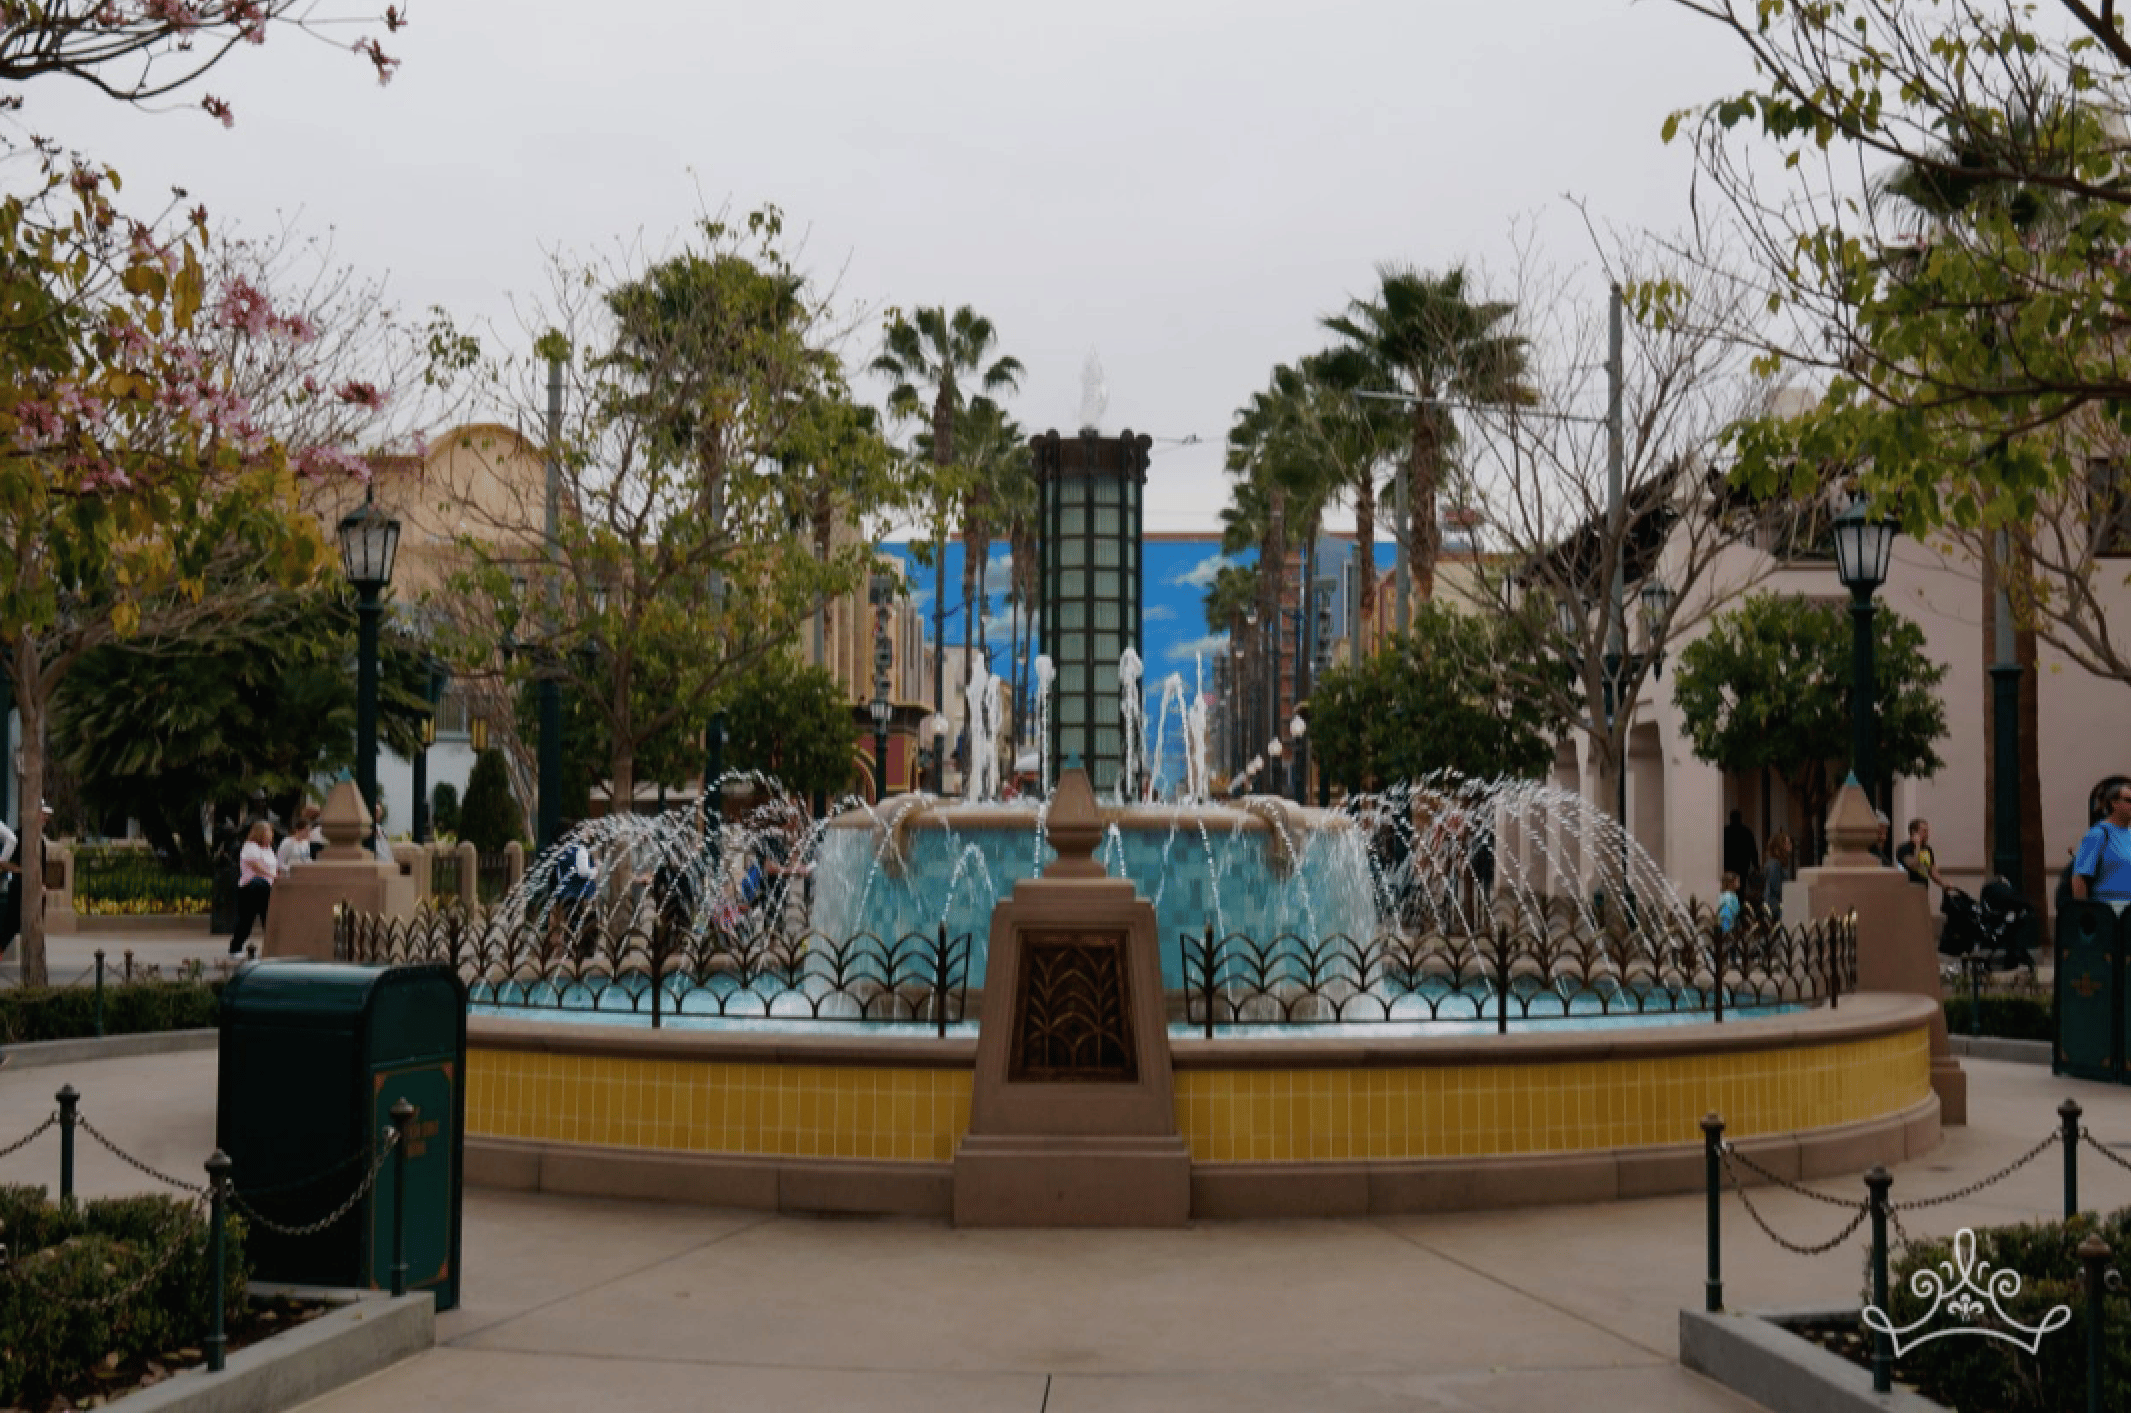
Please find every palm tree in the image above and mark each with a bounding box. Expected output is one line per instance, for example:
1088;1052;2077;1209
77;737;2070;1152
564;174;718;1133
870;307;1024;750
1324;264;1535;611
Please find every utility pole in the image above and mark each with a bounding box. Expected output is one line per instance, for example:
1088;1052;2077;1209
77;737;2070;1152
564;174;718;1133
538;358;563;852
1606;283;1628;836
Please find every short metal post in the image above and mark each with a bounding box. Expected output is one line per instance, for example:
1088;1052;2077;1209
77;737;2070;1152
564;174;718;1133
1866;1165;1893;1395
2063;1098;2084;1219
93;949;105;1038
1969;955;1983;1039
123;949;134;983
56;1084;78;1206
205;1149;232;1372
1712;922;1726;1024
1202;924;1215;1040
388;1100;414;1298
934;923;950;1040
1701;1112;1725;1312
2079;1234;2110;1413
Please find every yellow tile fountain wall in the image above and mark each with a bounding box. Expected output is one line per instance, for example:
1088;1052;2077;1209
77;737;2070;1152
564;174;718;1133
466;1025;1930;1164
1173;1028;1930;1162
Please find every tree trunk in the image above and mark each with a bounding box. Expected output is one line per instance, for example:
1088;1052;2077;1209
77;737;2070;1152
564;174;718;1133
1354;478;1377;660
1411;404;1441;605
15;641;47;988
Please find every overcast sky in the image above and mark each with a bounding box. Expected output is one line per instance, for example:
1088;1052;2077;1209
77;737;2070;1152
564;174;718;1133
30;0;1760;532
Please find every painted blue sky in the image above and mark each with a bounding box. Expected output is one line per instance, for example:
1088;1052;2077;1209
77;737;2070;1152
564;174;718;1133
885;535;1394;783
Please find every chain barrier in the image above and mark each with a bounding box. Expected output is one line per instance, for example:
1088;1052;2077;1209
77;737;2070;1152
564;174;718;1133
225;1132;398;1240
0;1110;58;1162
1722;1142;1866;1208
2080;1128;2131;1179
1888;1131;2062;1212
9;1195;209;1311
72;1113;208;1196
230;1143;370;1201
1720;1146;1871;1255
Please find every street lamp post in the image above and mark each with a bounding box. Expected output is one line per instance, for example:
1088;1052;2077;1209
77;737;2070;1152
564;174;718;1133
870;678;892;802
1831;497;1899;805
413;662;447;843
1989;531;2023;888
336;493;401;824
1288;713;1307;805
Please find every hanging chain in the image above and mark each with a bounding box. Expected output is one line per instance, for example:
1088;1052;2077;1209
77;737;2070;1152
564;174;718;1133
0;1111;57;1162
231;1143;369;1200
1722;1142;1865;1208
1721;1148;1871;1255
226;1131;398;1239
15;1196;209;1311
72;1114;208;1196
2080;1129;2131;1179
1891;1131;2062;1212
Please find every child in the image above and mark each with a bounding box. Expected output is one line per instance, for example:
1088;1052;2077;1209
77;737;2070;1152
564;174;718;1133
1717;871;1742;935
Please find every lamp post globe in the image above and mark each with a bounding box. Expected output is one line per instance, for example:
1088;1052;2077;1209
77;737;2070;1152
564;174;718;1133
336;495;400;827
1831;497;1899;804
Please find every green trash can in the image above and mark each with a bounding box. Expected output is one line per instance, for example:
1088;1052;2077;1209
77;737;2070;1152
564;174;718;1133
2055;901;2125;1083
217;959;466;1310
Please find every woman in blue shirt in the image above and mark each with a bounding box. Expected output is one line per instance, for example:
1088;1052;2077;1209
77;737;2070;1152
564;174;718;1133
2071;784;2131;904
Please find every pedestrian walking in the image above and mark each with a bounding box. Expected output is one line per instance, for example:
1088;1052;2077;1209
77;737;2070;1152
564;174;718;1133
276;806;320;872
1762;832;1793;924
230;820;278;956
2072;781;2131;909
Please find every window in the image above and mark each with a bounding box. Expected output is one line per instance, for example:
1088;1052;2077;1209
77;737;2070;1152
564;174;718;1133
2086;457;2131;557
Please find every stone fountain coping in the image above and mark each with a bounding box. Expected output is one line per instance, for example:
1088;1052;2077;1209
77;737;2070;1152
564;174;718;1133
463;990;1935;1072
819;797;1351;834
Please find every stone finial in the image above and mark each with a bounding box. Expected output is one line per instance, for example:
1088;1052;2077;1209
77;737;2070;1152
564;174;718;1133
1044;766;1106;879
316;779;370;860
1824;776;1881;866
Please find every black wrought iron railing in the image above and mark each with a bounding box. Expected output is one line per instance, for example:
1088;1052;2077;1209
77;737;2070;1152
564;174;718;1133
1176;903;1857;1036
428;851;462;906
335;905;975;1034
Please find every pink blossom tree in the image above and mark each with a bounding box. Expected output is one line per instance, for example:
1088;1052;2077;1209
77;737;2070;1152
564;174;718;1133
0;174;385;984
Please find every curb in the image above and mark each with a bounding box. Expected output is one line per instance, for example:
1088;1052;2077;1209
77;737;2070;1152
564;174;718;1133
1680;1306;1946;1413
116;1284;434;1413
1947;1035;2051;1065
1;1029;218;1070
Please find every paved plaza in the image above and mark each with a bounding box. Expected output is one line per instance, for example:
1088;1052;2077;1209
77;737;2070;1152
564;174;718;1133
0;935;2120;1413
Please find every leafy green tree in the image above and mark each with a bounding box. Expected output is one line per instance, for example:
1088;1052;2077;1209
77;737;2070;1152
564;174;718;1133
718;654;862;803
430;781;460;838
54;588;432;870
1324;265;1534;611
457;747;524;853
871;304;1024;709
442;209;893;816
1662;1;2131;529
1308;604;1570;791
1672;593;1950;859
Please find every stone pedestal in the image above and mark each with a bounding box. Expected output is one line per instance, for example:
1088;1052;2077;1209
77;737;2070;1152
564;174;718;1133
952;767;1191;1226
43;842;76;935
1802;781;1966;1125
264;780;414;960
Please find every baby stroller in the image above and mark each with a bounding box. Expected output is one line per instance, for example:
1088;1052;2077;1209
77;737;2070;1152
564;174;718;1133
1938;881;2038;974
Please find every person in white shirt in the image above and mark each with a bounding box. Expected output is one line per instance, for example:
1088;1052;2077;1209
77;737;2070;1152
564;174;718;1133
230;820;279;956
276;807;321;872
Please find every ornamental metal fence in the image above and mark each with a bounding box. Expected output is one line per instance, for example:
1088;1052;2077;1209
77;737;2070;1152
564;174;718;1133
334;904;975;1034
1176;903;1856;1035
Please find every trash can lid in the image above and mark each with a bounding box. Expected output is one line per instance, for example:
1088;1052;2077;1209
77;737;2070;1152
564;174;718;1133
220;958;461;1030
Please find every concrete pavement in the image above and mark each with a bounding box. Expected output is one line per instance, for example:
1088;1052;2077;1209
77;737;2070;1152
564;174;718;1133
2;1042;2126;1411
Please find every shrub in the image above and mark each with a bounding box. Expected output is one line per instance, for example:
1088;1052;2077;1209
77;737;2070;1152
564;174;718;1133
431;780;461;837
0;1185;249;1408
1943;987;2054;1042
457;747;524;854
0;979;222;1044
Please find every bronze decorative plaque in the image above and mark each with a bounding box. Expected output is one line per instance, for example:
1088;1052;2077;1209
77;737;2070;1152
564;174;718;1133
1008;928;1137;1082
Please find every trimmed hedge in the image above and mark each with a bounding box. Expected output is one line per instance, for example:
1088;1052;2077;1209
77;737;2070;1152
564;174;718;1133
0;1184;249;1408
0;980;222;1045
1880;1210;2131;1412
1942;989;2054;1042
